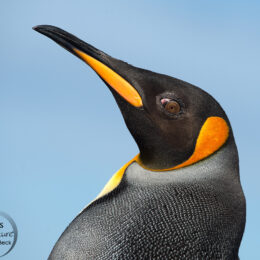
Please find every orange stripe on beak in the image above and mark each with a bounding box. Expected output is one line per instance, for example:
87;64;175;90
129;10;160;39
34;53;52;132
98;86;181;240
74;49;143;108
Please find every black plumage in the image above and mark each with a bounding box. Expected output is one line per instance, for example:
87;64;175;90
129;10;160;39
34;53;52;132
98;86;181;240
34;25;246;260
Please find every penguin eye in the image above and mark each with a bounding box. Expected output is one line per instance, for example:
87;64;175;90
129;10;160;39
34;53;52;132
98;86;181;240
161;98;181;115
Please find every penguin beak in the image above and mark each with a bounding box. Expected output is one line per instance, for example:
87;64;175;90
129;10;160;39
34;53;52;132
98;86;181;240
33;25;143;108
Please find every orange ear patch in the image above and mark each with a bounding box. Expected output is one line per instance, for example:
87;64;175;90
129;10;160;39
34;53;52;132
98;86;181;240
136;116;229;171
74;49;143;108
172;116;229;170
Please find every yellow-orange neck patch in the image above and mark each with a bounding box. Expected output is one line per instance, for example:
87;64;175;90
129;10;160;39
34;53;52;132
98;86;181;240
74;49;143;108
95;116;229;200
96;156;138;199
136;116;229;171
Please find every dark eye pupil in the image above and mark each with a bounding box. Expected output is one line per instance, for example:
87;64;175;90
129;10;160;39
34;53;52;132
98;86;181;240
164;100;180;114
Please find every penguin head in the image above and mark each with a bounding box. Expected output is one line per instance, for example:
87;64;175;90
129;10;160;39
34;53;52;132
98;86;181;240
34;25;230;170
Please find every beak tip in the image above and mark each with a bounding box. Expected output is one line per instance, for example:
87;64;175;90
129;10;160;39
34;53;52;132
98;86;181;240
32;25;54;33
32;25;39;31
32;25;47;34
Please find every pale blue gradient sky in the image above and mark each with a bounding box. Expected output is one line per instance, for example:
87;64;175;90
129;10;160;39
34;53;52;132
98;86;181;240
1;1;259;259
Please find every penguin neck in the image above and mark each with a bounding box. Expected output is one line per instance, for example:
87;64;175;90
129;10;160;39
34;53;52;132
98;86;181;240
136;117;232;171
137;132;236;172
137;143;193;170
126;137;240;188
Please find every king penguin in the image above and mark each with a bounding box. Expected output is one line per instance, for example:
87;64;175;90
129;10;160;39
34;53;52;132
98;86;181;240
34;25;246;260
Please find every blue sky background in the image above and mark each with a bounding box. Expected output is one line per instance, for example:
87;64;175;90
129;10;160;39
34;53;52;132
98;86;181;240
1;1;259;259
